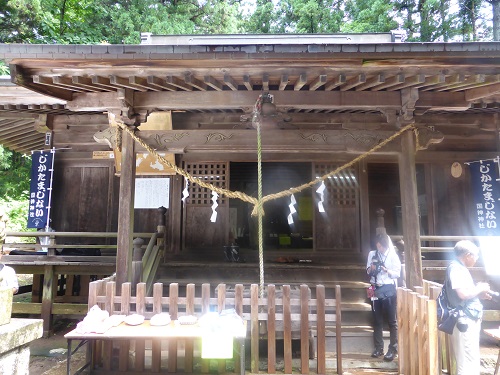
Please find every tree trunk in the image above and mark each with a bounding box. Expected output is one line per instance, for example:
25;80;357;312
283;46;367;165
493;0;500;41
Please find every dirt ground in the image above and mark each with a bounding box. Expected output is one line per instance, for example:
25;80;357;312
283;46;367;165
26;317;500;375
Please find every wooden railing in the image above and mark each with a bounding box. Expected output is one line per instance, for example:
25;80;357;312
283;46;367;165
87;280;343;375
1;231;155;337
397;285;440;375
2;230;155;254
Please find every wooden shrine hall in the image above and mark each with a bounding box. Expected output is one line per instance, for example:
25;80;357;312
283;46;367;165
0;33;499;315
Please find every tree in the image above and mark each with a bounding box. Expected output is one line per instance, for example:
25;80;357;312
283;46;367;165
458;0;483;40
0;0;43;43
488;0;500;40
246;0;276;33
0;146;32;231
275;0;345;33
343;0;399;33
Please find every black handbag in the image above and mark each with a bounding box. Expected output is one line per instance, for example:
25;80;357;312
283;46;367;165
374;283;396;299
438;308;459;334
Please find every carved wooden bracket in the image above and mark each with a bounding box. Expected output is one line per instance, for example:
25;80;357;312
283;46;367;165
33;114;49;133
415;126;444;150
116;89;148;126
401;88;419;122
93;127;117;149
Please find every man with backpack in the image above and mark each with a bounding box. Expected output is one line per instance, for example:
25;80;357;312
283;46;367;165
444;240;492;374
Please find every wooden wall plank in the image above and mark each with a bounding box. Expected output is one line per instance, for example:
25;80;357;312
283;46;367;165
250;284;259;374
185;283;195;373
167;283;179;372
316;285;326;375
283;285;292;374
267;285;276;374
300;284;310;374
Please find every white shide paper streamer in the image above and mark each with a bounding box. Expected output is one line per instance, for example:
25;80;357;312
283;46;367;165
287;194;297;224
182;180;189;202
210;191;219;222
316;181;326;213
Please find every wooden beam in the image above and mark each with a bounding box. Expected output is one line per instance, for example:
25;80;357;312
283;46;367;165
223;74;238;91
387;74;425;91
132;128;401;154
10;64;73;101
355;74;385;91
421;73;464;92
66;89;479;115
262;73;270;91
340;73;366;91
294;73;307;91
417;91;469;110
309;75;327;91
465;82;500;101
134;90;404;110
129;76;160;91
325;74;346;91
243;74;253;90
147;76;176;91
204;76;223;91
91;75;121;91
110;75;148;92
436;74;485;92
73;76;113;92
51;76;87;93
166;75;192;91
370;73;405;91
184;73;207;91
279;74;289;90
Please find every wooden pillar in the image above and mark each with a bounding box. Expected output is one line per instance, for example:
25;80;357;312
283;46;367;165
41;264;56;337
157;206;167;250
398;130;423;288
169;175;183;254
359;160;371;254
116;129;136;288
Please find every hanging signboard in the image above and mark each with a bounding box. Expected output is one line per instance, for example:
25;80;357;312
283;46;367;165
468;158;500;236
134;178;170;209
27;150;54;229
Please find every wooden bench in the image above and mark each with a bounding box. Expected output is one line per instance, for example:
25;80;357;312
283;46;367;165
84;280;343;374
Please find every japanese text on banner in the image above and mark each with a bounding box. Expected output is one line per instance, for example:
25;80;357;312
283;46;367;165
27;151;54;229
469;159;500;236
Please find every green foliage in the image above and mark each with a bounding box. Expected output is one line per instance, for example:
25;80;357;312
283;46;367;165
274;0;344;33
0;146;32;232
0;0;495;43
343;0;399;32
0;0;43;43
0;61;9;75
246;0;277;33
459;0;484;40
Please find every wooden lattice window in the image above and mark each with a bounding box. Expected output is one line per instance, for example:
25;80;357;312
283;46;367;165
183;163;227;205
314;164;359;207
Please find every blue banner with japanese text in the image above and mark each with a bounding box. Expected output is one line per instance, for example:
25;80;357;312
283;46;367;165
27;151;54;229
469;158;500;236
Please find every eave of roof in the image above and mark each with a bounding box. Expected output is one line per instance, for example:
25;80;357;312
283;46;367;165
1;40;500;63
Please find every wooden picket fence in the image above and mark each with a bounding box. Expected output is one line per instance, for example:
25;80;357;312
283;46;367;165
87;280;343;374
397;281;453;375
